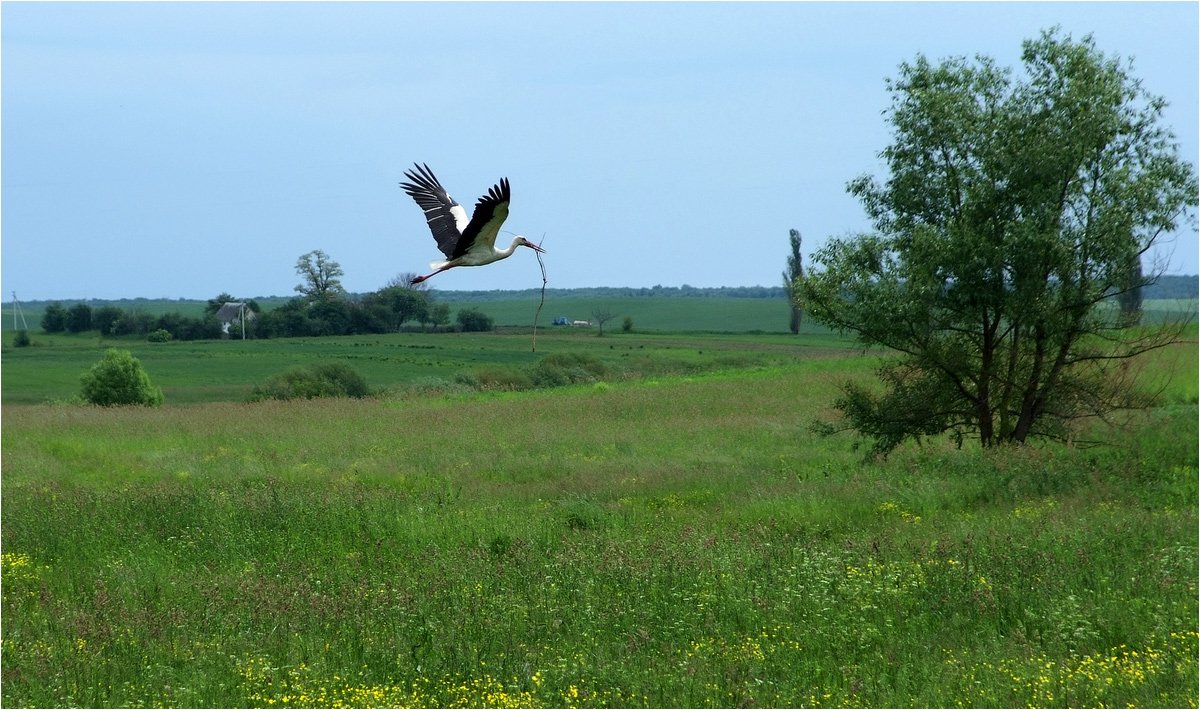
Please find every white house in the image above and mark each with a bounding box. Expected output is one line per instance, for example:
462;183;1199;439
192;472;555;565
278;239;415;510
215;302;255;336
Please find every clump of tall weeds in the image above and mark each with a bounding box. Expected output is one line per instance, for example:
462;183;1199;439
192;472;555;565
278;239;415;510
249;362;371;401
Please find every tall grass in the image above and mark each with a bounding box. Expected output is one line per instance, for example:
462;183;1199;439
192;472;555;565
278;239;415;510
2;343;1196;707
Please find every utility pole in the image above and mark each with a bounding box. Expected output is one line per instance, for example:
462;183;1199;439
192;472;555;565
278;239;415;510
11;292;29;331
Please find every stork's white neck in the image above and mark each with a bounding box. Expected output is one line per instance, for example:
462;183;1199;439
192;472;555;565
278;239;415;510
497;235;526;256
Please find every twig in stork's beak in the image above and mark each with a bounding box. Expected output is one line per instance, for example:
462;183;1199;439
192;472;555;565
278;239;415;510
532;234;548;353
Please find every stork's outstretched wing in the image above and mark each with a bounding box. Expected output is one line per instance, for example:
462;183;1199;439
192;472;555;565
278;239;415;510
458;178;510;258
401;164;512;260
400;163;469;259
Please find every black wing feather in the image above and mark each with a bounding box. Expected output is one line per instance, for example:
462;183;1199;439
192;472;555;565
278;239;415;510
456;177;511;259
399;163;462;259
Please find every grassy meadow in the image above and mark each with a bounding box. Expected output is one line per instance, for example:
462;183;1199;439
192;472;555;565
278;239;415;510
1;326;1197;707
0;329;846;406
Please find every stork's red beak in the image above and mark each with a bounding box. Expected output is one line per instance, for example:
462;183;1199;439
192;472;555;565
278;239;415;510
525;241;546;254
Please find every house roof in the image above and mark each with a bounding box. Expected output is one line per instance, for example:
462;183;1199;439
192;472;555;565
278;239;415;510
215;302;255;322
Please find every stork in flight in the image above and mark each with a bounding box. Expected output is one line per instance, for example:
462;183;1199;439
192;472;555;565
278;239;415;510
400;163;544;285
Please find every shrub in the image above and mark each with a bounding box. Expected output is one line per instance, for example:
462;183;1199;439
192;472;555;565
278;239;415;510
147;328;173;343
111;309;156;336
530;352;609;387
452;354;612;392
41;303;67;333
249;362;371;402
92;306;124;335
79;349;164;407
154;313;223;341
454;366;532;392
310;362;370;397
622;316;634;333
12;330;31;348
456;308;494;332
65;303;92;333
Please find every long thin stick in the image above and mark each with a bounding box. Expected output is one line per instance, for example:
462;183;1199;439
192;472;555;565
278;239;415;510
532;234;547;352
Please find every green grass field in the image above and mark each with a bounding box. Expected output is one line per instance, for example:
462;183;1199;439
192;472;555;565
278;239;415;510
445;296;1198;331
2;329;1197;707
449;294;798;331
0;330;849;406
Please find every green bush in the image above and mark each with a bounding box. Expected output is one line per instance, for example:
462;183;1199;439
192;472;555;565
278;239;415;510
452;354;612;392
92;306;124;335
41;302;67;333
65;303;93;333
12;330;31;348
147;328;173;343
456;308;494;332
530;352;609;387
79;349;164;407
453;366;533;392
249;362;371;402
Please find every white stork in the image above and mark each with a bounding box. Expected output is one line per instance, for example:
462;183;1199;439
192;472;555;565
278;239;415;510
400;163;544;285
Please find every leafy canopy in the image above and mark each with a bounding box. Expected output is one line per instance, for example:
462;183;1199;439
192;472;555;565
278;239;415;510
294;250;345;302
800;28;1197;456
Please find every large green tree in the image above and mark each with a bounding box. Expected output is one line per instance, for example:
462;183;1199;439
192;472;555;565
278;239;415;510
800;29;1197;456
294;250;345;302
364;285;429;332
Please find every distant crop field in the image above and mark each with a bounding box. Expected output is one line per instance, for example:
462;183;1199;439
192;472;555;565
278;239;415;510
443;294;800;331
1;334;1195;708
1142;298;1199;322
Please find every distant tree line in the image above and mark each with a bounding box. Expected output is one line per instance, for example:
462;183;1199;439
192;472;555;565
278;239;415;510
36;251;495;341
22;275;1193;321
1143;275;1199;300
40;302;227;341
40;290;493;340
251;251;491;337
27;261;1195;343
254;287;460;338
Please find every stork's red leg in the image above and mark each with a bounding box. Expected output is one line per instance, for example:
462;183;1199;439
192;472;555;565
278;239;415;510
410;264;455;285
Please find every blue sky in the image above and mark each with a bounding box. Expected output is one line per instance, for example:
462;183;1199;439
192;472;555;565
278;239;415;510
3;1;1197;301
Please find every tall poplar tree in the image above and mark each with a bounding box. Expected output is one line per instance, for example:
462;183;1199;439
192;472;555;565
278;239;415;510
782;229;804;334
